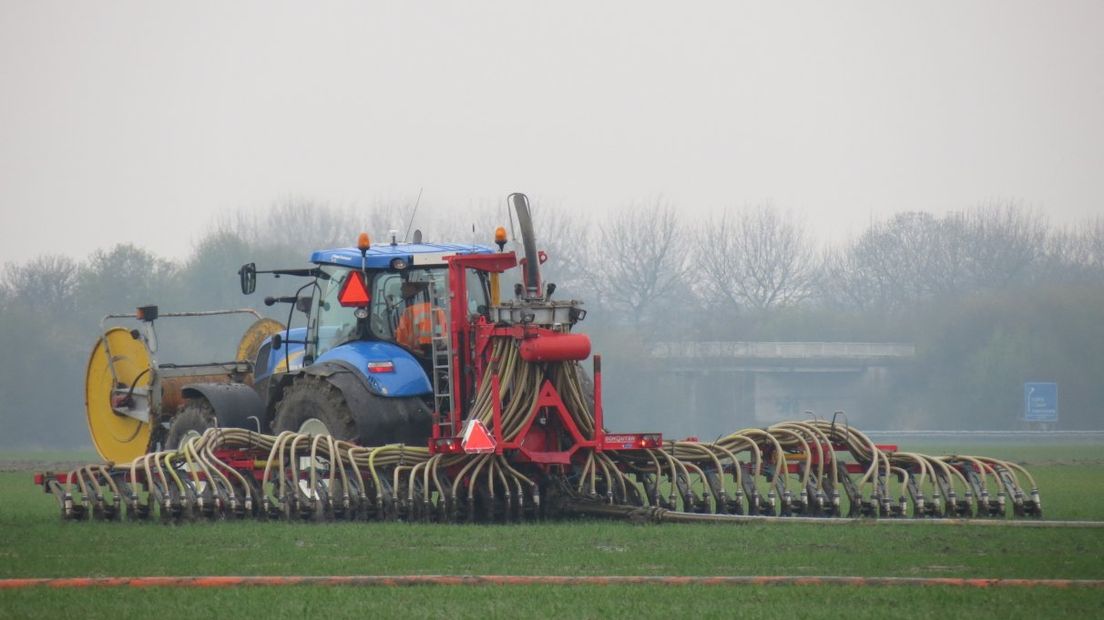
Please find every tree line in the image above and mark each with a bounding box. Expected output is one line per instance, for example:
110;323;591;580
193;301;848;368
2;198;1102;448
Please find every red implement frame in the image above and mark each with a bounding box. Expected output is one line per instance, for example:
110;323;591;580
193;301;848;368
429;251;661;461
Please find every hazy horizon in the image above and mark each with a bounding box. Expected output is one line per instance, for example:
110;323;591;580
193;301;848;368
2;1;1101;267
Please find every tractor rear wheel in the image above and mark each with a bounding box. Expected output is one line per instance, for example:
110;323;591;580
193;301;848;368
271;376;358;441
166;400;216;449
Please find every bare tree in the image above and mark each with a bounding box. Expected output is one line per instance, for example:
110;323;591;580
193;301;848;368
820;212;944;312
954;201;1046;290
75;244;178;317
823;203;1049;312
819;245;879;311
595;200;689;324
1;255;79;315
1085;216;1104;271
214;197;341;250
211;197;412;256
698;206;817;312
1042;216;1104;283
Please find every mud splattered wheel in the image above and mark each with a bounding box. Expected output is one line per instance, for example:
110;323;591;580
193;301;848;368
165;400;217;449
272;376;358;441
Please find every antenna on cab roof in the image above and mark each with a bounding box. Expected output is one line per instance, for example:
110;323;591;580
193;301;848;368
403;187;424;243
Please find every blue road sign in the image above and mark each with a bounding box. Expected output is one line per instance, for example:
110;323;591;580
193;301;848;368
1024;383;1058;423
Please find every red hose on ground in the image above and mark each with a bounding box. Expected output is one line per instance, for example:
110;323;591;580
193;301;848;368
1;575;1102;589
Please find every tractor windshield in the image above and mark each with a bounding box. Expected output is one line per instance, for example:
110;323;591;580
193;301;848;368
314;266;363;356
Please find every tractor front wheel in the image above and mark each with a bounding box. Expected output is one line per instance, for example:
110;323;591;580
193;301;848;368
271;376;358;441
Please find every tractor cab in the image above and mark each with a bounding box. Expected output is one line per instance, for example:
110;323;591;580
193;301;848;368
306;244;492;361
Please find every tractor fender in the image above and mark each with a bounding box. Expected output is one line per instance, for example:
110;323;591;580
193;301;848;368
313;341;432;397
253;326;310;383
180;383;266;432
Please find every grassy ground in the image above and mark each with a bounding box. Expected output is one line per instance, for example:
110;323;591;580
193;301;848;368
1;443;1102;618
3;584;1102;620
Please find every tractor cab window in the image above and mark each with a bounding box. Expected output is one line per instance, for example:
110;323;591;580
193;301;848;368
467;269;490;318
370;267;449;356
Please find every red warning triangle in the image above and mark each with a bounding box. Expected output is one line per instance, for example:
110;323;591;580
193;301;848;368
338;272;371;307
461;419;496;454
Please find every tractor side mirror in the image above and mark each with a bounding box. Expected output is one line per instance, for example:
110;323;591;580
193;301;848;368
239;263;257;295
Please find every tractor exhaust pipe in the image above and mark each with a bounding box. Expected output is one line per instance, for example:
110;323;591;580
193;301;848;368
509;192;542;300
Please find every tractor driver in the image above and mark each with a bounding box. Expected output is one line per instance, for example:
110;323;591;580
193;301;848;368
393;281;445;356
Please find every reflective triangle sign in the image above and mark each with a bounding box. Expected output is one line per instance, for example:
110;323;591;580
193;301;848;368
461;419;496;454
338;272;371;307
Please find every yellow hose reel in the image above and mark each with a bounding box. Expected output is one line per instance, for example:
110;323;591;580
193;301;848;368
85;328;152;464
85;317;285;463
236;318;285;367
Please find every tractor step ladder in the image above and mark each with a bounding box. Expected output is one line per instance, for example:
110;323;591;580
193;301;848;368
428;281;454;437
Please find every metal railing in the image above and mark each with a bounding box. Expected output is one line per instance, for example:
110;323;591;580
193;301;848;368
652;341;916;360
862;430;1104;441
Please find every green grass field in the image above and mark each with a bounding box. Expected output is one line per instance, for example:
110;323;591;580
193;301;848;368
2;443;1102;618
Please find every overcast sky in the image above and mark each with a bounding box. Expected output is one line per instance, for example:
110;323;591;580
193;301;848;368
1;1;1101;267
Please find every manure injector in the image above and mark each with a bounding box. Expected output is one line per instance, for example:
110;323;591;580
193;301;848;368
37;194;1043;524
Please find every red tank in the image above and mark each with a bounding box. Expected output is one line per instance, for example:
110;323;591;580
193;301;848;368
518;333;591;362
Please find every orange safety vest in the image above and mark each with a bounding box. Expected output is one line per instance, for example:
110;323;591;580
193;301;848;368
394;303;446;350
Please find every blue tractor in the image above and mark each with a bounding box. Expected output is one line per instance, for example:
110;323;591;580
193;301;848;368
228;236;498;446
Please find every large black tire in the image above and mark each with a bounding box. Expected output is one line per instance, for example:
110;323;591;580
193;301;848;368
165;400;217;449
272;374;434;446
271;376;358;441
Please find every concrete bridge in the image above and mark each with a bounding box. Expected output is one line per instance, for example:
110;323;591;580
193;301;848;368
649;341;915;434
